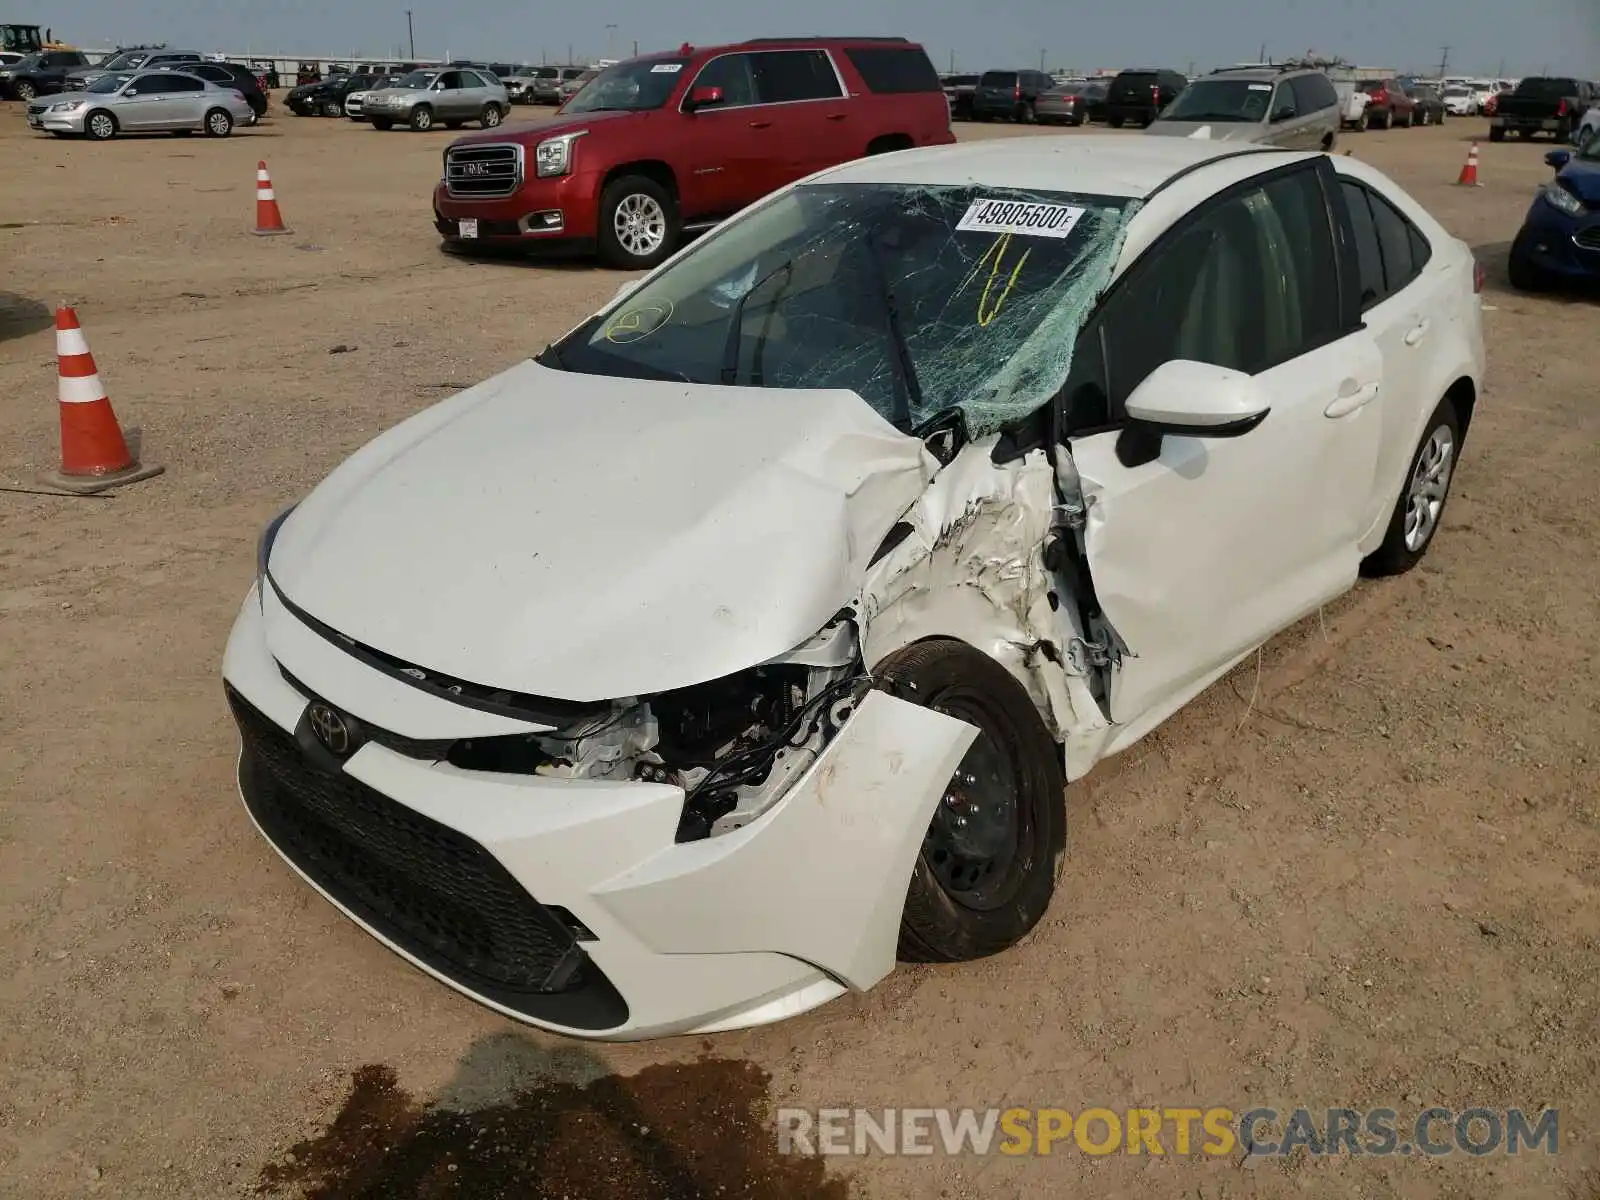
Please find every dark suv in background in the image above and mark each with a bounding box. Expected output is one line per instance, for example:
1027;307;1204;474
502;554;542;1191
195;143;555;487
1105;67;1188;127
972;69;1055;122
0;48;89;100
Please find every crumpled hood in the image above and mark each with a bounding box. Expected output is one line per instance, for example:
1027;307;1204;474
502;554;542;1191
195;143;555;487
269;360;938;703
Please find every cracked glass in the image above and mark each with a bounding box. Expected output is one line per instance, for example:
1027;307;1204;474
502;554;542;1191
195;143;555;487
549;182;1138;437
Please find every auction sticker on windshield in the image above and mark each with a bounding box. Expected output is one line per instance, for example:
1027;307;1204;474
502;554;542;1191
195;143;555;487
956;199;1086;239
651;63;681;73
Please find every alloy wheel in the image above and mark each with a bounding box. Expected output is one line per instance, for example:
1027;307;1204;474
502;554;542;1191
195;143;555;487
1404;425;1454;551
613;192;666;258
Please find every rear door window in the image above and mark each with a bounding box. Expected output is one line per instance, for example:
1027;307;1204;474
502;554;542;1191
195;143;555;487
158;73;204;92
980;71;1017;88
844;46;940;93
750;49;842;103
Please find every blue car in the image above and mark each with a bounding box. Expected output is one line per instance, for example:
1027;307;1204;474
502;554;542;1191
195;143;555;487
1508;140;1600;289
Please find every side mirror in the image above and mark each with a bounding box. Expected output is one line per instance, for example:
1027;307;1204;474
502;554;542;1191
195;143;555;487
685;84;724;111
1272;106;1297;123
1545;149;1572;171
1115;360;1271;468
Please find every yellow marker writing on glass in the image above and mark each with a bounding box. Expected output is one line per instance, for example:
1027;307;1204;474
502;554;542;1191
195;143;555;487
959;233;1032;327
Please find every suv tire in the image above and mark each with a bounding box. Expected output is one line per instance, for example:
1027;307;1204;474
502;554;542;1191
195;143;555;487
480;103;503;128
322;98;343;117
409;104;434;131
597;174;678;270
15;80;35;101
1108;114;1125;128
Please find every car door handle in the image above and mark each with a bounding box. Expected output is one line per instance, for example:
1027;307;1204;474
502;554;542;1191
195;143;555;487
1325;382;1380;418
1403;319;1431;346
825;112;847;121
748;119;772;129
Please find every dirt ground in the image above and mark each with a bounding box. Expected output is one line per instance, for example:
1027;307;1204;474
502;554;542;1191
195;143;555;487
2;98;1597;1200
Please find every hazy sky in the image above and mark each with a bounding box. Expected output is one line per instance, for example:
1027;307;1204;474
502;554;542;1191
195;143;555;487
41;0;1600;76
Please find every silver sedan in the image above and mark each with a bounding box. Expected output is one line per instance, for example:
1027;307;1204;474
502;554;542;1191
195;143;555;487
29;70;254;140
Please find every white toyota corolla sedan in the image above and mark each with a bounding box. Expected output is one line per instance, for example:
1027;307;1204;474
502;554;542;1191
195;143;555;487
225;136;1485;1040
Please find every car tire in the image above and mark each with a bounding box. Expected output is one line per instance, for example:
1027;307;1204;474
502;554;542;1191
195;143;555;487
84;109;116;141
15;80;34;101
1507;232;1549;292
596;173;678;270
1020;101;1036;124
1489;125;1505;142
1555;117;1573;143
873;639;1066;964
1108;114;1125;128
409;104;434;131
480;103;503;128
1418;108;1431;126
371;118;393;131
204;108;233;137
1361;398;1463;577
322;98;342;117
1355;109;1370;132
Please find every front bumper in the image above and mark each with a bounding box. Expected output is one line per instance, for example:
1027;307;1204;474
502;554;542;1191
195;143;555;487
432;171;603;247
1514;201;1600;279
28;104;88;133
222;584;976;1039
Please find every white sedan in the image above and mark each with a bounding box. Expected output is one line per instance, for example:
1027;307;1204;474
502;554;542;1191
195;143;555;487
226;137;1485;1040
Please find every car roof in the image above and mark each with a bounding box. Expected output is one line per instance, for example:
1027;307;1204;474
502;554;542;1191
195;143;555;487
814;134;1298;200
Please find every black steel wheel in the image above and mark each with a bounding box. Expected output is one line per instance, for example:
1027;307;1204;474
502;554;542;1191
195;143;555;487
875;639;1067;963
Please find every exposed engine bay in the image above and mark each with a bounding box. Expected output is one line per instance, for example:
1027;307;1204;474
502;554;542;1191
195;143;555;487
449;617;868;842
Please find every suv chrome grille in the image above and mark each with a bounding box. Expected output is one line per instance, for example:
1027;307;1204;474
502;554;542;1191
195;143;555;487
445;143;522;199
1575;227;1600;252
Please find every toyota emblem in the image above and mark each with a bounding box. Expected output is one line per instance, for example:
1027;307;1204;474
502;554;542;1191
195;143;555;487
307;702;352;756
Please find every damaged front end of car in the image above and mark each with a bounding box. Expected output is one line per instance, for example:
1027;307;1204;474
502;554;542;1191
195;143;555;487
448;615;873;842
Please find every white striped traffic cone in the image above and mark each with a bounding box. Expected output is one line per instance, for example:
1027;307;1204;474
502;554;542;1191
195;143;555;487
254;160;291;235
39;305;164;495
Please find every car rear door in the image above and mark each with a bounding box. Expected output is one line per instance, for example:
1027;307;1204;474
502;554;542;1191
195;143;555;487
748;48;849;184
1057;161;1382;727
159;72;209;127
1332;176;1452;543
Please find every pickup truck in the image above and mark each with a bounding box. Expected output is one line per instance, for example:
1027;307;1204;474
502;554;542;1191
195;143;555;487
1490;77;1597;142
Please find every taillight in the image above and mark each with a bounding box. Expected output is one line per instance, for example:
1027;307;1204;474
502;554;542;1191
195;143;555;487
1151;84;1160;106
1473;259;1485;294
1557;99;1568;116
1013;84;1021;99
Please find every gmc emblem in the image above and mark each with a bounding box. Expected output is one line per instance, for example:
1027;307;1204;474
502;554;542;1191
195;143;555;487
463;162;490;176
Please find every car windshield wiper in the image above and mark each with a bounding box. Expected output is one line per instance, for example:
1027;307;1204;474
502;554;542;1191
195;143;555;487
862;226;923;427
719;257;795;385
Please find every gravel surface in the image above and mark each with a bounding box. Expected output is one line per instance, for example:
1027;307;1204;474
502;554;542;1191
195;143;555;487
1;101;1597;1199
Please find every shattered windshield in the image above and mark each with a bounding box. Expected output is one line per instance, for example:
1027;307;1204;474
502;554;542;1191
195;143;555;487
1164;78;1276;122
549;182;1135;435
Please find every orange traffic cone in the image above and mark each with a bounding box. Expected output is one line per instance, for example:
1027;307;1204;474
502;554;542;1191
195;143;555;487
39;305;164;495
253;160;291;235
1457;142;1481;187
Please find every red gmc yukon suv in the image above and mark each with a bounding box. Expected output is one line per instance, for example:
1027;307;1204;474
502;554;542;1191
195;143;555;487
433;36;955;268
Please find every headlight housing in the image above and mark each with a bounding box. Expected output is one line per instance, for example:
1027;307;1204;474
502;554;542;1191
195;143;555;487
534;131;586;178
49;100;85;111
1543;182;1585;217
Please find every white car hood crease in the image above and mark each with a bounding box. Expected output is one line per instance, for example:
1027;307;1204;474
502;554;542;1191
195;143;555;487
269;360;938;703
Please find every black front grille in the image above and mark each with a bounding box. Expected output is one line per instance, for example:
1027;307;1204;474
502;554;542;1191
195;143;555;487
1575;227;1600;251
229;686;588;997
445;142;522;198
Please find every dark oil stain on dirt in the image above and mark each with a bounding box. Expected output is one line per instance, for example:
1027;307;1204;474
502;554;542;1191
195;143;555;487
258;1056;849;1200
